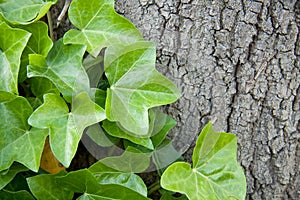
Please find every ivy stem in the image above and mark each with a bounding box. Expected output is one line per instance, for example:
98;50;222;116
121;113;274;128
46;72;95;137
47;11;54;41
57;0;72;27
148;180;161;195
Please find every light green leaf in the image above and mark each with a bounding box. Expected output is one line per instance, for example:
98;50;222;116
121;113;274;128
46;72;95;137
98;147;150;173
63;0;143;57
0;91;48;171
28;92;106;167
0;190;35;200
0;0;57;24
102;120;154;150
89;161;147;196
0;163;28;190
17;21;53;82
57;169;150;200
27;39;89;102
105;42;180;135
26;97;43;110
27;171;74;200
0;22;31;94
161;122;247;200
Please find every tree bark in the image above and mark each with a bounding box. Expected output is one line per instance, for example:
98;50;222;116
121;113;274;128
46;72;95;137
114;0;300;199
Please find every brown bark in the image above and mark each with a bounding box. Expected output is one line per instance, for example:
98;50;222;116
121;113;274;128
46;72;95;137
114;0;300;199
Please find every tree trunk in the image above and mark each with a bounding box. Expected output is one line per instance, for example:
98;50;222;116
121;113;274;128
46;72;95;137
114;0;300;199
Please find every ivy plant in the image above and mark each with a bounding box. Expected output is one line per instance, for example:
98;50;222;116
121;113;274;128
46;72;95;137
0;0;247;199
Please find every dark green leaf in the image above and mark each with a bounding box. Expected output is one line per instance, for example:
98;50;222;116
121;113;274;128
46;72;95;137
27;39;89;102
0;190;34;200
57;169;149;199
30;77;60;99
27;171;74;200
161;122;247;200
105;42;180;135
0;163;28;190
64;0;143;56
83;55;103;87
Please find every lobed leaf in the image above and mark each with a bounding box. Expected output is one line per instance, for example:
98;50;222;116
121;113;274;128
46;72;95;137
64;0;143;57
0;91;48;172
161;122;247;200
0;22;31;94
105;42;180;135
28;92;106;167
0;0;57;24
27;39;89;102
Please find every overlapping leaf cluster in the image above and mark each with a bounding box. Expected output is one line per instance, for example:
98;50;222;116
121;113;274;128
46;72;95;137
0;0;246;199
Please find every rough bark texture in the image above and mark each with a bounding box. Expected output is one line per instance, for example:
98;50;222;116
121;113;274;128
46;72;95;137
114;0;300;199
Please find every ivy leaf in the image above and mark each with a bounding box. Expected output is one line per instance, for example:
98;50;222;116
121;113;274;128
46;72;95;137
57;169;150;199
102;120;154;150
27;39;89;102
99;147;150;173
27;171;74;200
30;77;60;100
105;42;180;135
28;92;106;167
89;162;147;197
17;21;53;82
0;91;48;172
0;163;28;190
63;0;143;57
161;122;247;200
0;0;57;24
0;22;31;94
0;190;35;200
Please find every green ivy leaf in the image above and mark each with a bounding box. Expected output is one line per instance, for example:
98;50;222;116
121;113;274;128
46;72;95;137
161;122;247;200
0;22;31;94
0;163;28;190
105;42;180;135
30;77;59;99
27;171;74;200
0;91;48;172
63;0;143;57
0;190;35;200
28;92;106;167
17;21;53;82
0;0;57;24
27;39;89;102
89;162;148;197
99;147;150;173
57;169;150;200
102;120;154;150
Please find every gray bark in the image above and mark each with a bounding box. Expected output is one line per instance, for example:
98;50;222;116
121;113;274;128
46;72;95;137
114;0;300;199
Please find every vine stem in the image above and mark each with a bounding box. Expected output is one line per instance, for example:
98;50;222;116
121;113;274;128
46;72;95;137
57;0;72;27
47;11;54;41
148;180;161;195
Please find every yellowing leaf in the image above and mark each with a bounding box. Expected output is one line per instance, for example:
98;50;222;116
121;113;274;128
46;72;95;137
40;137;65;174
